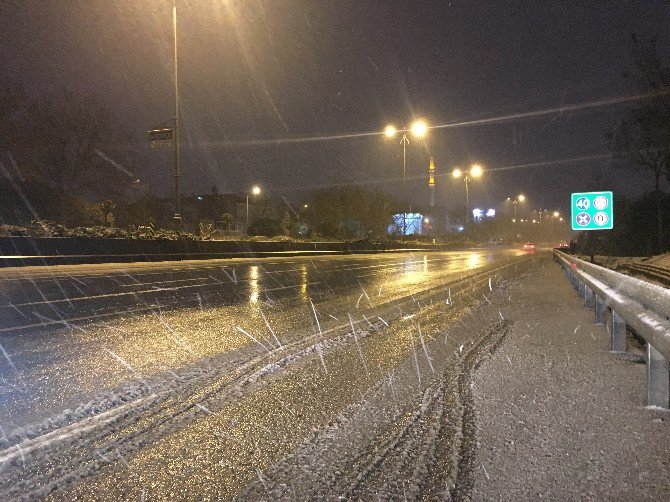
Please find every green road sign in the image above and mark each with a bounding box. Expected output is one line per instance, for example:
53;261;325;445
571;191;613;231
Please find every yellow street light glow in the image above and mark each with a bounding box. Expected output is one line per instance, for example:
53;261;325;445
470;164;483;177
384;125;397;138
553;211;560;217
452;168;462;178
410;120;428;138
518;194;526;202
251;185;261;195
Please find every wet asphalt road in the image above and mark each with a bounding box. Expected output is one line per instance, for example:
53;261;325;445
0;247;537;499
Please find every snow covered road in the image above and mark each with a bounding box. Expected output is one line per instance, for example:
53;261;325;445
0;248;534;499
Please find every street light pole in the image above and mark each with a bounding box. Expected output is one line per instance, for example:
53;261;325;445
384;121;428;237
452;164;483;224
172;2;182;229
246;185;262;230
401;132;409;235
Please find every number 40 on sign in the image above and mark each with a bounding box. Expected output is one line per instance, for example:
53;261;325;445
570;191;613;231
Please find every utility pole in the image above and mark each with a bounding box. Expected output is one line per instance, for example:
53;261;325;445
172;2;182;229
401;132;408;236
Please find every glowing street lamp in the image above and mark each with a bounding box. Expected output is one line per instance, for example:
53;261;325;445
553;210;560;218
383;119;430;234
509;193;526;219
452;164;485;222
247;185;262;227
410;120;428;138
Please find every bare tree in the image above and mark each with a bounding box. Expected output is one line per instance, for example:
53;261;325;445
611;34;670;253
13;90;141;200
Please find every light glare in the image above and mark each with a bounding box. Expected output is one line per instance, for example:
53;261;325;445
410;120;428;138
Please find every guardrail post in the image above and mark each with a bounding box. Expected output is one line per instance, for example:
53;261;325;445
647;343;670;409
595;295;606;324
578;280;585;298
584;286;594;309
608;310;626;352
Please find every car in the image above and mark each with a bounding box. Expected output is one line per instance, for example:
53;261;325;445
523;242;537;249
556;241;569;249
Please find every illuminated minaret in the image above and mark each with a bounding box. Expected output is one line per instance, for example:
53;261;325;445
428;156;436;207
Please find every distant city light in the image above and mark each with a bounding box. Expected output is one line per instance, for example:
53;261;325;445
197;196;203;200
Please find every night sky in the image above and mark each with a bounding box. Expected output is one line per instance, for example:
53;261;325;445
2;0;669;215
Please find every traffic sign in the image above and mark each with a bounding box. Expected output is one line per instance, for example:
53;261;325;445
571;191;613;230
148;128;174;149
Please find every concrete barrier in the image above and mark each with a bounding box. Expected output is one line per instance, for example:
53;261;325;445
0;236;460;267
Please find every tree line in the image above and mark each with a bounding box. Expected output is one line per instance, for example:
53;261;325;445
0;85;141;227
609;34;670;255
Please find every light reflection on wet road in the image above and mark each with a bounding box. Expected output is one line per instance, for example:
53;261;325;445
0;248;532;429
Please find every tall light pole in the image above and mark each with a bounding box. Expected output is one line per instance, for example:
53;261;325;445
507;193;525;220
247;185;261;228
452;164;483;222
172;2;182;229
384;120;428;235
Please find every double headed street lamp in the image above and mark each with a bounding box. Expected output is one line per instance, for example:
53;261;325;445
452;164;483;222
384;120;429;235
506;194;526;219
247;185;261;227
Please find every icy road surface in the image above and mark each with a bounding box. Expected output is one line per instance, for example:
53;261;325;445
0;247;535;499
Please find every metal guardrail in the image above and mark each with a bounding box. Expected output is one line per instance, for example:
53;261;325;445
554;250;670;408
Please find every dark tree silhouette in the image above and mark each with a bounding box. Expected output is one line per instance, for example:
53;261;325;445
611;34;670;253
21;91;140;196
